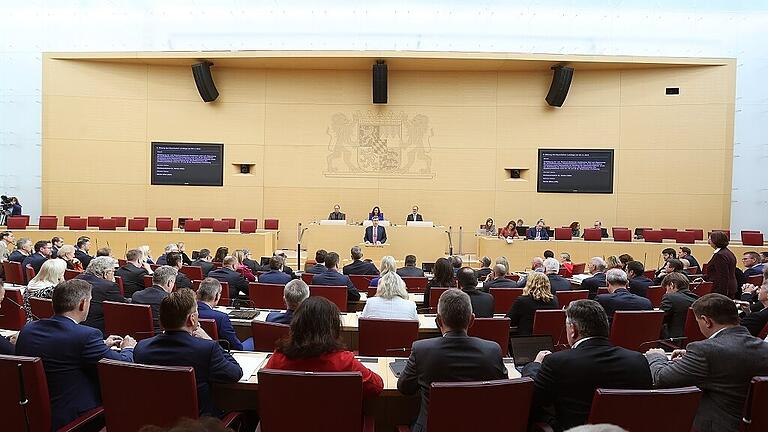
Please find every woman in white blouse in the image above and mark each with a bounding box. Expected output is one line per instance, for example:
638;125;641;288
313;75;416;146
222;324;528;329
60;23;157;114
23;258;66;320
361;259;418;321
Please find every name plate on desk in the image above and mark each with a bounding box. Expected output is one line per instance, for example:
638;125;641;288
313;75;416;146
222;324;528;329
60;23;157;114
363;220;390;227
406;221;433;228
319;220;348;226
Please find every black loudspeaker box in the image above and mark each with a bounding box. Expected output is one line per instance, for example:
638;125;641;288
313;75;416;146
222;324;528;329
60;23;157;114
192;61;219;102
373;62;388;104
545;66;574;107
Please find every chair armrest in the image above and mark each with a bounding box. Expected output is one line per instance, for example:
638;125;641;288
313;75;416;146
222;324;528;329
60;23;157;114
532;422;555;432
361;415;375;432
221;411;243;430
395;426;411;432
58;407;104;432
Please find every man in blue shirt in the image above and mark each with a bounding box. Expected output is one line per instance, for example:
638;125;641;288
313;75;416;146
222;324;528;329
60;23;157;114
196;277;253;351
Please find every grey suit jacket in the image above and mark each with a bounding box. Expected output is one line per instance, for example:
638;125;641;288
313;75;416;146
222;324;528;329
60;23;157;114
646;326;768;432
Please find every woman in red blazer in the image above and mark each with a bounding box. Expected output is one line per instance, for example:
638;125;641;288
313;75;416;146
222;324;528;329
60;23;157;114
264;296;384;397
705;231;738;298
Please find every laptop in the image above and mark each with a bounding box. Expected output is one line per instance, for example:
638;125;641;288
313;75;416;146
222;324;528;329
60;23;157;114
509;335;554;370
260;256;271;266
421;262;435;273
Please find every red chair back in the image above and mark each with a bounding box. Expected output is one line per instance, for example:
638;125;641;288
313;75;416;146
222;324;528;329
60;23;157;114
0;287;26;329
179;265;203;281
572;263;586;274
86;216;103;227
221;218;236;229
468;317;511;355
746;275;764;287
0;355;56;431
675;231;696;244
583;228;602;241
742;376;768;431
38;215;58;230
240;219;258;233
6;216;29;230
612;228;632;242
742;231;764;246
184;219;202;232
587;386;701;432
29;297;54;320
659;228;677;239
264;219;279;230
759;321;768;340
143;274;153;288
155;217;173;231
555;290;589;308
609;310;664;351
532;310;567;345
249;282;286;309
504;274;520;281
111;216;127;227
358;318;419;357
98;218;117;230
199;318;219;340
426;378;534;432
300;272;315;284
645;285;665;308
2;261;25;285
597;287;610;296
309;285;348;311
98;359;199;432
349;274;376;291
251;321;290;352
428;287;452;310
103;301;155;340
683;308;705;347
199;217;215;229
63;215;78;226
684;228;703;241
114;275;125;297
554;227;572;240
490;288;524;314
402;276;428;291
643;230;664;243
690;280;713;296
211;220;230;232
258;370;365;432
25;264;35;282
67;217;87;230
127;218;146;231
643;269;656;280
64;269;82;280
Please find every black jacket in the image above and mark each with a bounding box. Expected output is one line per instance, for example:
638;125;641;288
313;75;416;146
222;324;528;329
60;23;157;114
547;274;571;292
462;288;494;318
741;307;768;337
115;263;150;298
660;289;698;338
22;253;48;274
76;272;127;335
131;285;169;333
581;272;606;299
305;263;327;275
483;277;518;290
595;288;653;323
628;275;654;298
208;267;249;299
396;265;425;278
175;272;193;289
74;249;93;270
506;295;560;336
311;270;360;301
191;259;215;277
342;259;379;276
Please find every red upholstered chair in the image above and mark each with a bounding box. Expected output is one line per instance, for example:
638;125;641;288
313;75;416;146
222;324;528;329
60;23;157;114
349;274;375;291
155;217;173;231
597;287;610;296
490;288;524;314
468;317;511;355
572;263;586;274
742;376;768;431
114;276;125;297
532;310;567;345
111;216;127;227
199;217;215;229
612;228;632;242
587;386;701;432
746;275;764;287
67;217;87;230
609;310;664;351
103;301;154;340
555;290;589;308
402;277;428;292
555;227;572;240
98;218;117;230
264;218;279;230
249;282;287;309
645;285;665;308
179;265;203;281
63;215;79;226
251;321;290;352
221;218;236;229
690;280;713;296
0;287;26;329
742;231;764;246
675;230;696;244
300;272;315;284
643;230;664;242
64;269;82;280
240;219;258;233
6;215;29;230
309;285;348;312
86;216;103;228
97;359;241;432
0;355;104;432
643;269;656;280
683;308;705;347
660;228;677;239
127;218;146;231
38;215;58;230
427;287;452;310
397;378;534;432
2;262;24;285
25;264;35;282
143;274;153;288
504;274;520;281
211;220;230;232
184;219;202;232
199;318;219;340
258;370;374;432
583;228;602;241
358;318;419;357
685;228;704;241
29;297;54;320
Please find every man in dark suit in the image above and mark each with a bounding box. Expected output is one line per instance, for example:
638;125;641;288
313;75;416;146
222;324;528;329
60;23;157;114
363;216;387;244
626;260;654;298
115;248;151;297
132;265;175;333
15;279;136;430
523;299;652;430
398;289;507;432
659;272;699;338
197;278;253;351
396;254;425;278
75;256;126;335
475;256;493;281
74;237;94;270
406;205;423;222
526;220;550;240
305;249;328;274
0;283;18;354
154;243;178;266
678;246;700;273
50;236;64;258
191;248;215;277
457;267;494;317
654;258;688;285
543;258;571;292
327;204;346;220
596;269;653;323
266;279;310;324
166;252;192;289
581;257;608;299
22;239;51;274
483;264;518;290
8;237;31;263
742;251;765;278
259;255;292;285
208;256;249;299
646;294;768;432
312;251;360;301
342;246;379;276
134;289;242;417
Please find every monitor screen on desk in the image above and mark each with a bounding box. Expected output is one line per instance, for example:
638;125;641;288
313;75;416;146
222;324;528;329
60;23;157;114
537;149;614;193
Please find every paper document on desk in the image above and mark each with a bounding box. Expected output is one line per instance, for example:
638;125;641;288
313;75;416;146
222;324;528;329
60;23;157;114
0;329;18;338
571;274;591;283
233;353;266;382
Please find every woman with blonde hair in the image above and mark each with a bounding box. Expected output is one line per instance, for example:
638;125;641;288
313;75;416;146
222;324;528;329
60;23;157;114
505;272;559;335
232;249;256;282
606;255;623;270
56;244;83;272
138;245;154;264
361;268;418;320
369;255;397;288
24;258;66;320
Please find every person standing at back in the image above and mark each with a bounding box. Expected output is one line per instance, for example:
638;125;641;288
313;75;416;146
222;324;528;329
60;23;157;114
704;231;737;298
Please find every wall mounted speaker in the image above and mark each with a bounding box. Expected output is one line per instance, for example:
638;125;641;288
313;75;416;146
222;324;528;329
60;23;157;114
192;61;219;103
545;66;574;107
373;61;388;104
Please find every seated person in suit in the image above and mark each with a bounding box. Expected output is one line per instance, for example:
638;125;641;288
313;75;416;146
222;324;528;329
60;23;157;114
425;257;456;307
24;258;66;320
569;221;581;238
559;252;574;278
342;246;380;275
154;243;178;266
523;299;652;430
0;230;15;262
397;254;426;278
678;246;700;273
742;251;765;278
74;237;94;270
526;220;550;240
132;265;176;333
625;260;654;298
457;266;494;317
208;256;250;299
328;204;346;220
57;244;83;271
398;289;507;431
595;269;653;323
274;251;297;279
191;248;216;277
362;269;418;320
266;279;310;324
305;249;328;274
368;205;384;221
740;267;768;336
544;257;571;292
406;205;423;222
312;251;360;301
482;264;518;290
264;296;383;397
511;257;545;288
259;255;293;285
22;239;51;274
654;248;677;279
659;272;699;338
75;256;126;335
197;277;254;350
646;294;768;432
364;216;387;245
115;248;152;298
581;257;608;299
498;220;519;239
450;255;463;275
475;256;492;281
479;217;496;236
8;237;31;263
0;282;18;354
506;272;560;335
212;247;228;264
654;258;688;285
166;252;193;289
588;220;609;238
15;279;136;430
176;242;193;266
135;289;243;417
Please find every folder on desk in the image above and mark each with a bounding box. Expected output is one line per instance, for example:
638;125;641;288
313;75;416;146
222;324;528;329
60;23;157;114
389;359;407;378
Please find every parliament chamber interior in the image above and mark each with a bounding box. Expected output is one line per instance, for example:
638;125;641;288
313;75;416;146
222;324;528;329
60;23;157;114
1;1;768;431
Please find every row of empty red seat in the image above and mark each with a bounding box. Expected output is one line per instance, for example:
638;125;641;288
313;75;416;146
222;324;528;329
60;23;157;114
551;226;764;245
3;215;280;233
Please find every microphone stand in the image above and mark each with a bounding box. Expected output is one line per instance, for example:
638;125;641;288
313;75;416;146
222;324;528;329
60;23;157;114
446;226;453;256
17;363;31;432
298;223;308;272
458;226;463;256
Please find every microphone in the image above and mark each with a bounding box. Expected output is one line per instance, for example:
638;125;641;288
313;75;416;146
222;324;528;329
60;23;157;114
385;347;412;353
638;336;687;350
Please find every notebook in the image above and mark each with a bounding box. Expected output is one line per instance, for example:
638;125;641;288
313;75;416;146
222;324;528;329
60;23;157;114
509;335;554;368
